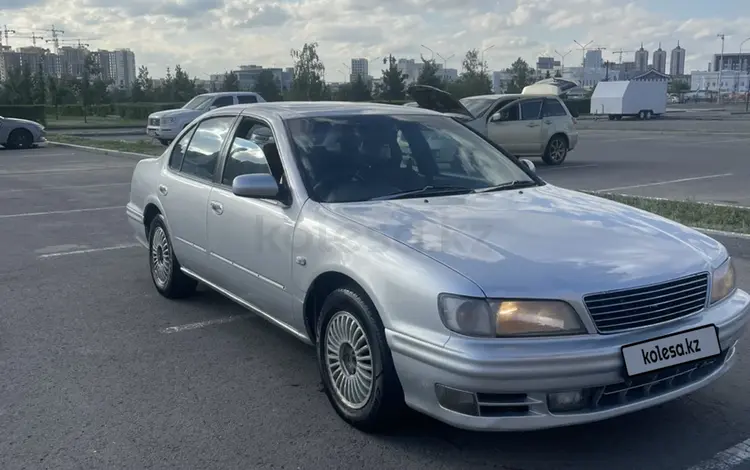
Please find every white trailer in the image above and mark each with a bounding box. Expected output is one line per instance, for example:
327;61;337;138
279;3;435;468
590;80;668;120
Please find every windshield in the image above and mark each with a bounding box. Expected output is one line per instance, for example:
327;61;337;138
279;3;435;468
284;114;536;203
459;97;499;116
182;95;213;110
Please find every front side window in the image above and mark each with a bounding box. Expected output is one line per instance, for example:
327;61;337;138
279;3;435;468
182;95;212;110
212;96;235;108
237;95;258;104
222;118;273;186
181;116;235;181
285;114;536;203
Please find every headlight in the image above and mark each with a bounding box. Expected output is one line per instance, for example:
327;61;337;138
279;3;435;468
438;294;586;337
163;117;176;124
711;257;736;304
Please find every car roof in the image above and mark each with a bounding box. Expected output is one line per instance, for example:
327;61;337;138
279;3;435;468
461;93;558;100
199;91;261;97
208;101;445;120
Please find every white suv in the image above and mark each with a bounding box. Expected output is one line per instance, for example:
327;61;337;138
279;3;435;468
146;92;266;145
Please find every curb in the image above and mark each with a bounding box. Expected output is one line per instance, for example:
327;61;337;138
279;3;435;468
47;141;154;161
693;227;750;240
593;191;750;210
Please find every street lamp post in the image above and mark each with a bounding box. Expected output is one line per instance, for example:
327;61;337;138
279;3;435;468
420;44;434;61
717;33;725;104
481;44;495;73
739;37;750;111
554;49;572;75
574;40;593;85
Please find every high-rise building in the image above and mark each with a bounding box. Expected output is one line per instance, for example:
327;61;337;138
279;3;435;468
635;43;649;72
585;49;603;69
652;43;667;74
350;58;368;82
670;41;686;75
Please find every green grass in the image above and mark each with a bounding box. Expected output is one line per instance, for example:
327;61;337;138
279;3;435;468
593;192;750;234
45;116;143;130
50;134;164;156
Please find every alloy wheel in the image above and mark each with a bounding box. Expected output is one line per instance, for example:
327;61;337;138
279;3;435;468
324;311;374;410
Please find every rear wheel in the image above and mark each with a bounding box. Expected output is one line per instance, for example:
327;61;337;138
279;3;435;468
158;139;172;146
316;286;405;433
5;129;33;149
148;214;197;299
542;135;568;166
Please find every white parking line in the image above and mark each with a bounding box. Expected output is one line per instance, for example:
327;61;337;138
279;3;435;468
37;243;140;259
685;438;750;470
0;152;76;158
0;182;130;194
0;206;123;219
0;165;133;176
541;164;598;171
159;314;254;334
597;173;734;192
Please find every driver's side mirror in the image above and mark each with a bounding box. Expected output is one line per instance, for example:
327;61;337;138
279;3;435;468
208;105;218;110
520;158;536;173
232;173;279;199
490;112;505;123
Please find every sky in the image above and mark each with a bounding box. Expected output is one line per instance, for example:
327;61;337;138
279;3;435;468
3;0;750;81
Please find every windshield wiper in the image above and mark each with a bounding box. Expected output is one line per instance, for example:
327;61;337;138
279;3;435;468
475;180;538;193
371;185;475;201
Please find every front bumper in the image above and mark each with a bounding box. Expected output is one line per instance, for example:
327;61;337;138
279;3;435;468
146;126;178;140
387;288;750;431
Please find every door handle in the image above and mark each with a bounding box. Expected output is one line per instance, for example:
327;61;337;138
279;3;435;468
158;184;168;195
527;123;539;127
543;119;552;124
210;201;224;215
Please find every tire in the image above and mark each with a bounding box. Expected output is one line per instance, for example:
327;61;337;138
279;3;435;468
5;128;34;150
608;115;615;121
541;135;568;166
638;110;646;120
316;286;405;433
645;110;652;120
147;214;197;299
158;139;171;146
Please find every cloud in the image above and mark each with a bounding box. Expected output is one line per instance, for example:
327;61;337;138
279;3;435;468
3;0;750;81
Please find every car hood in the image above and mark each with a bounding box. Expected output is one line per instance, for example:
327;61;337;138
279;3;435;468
1;117;43;128
149;108;199;119
323;185;726;297
408;84;474;118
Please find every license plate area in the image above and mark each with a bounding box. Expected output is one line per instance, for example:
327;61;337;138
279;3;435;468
621;325;721;377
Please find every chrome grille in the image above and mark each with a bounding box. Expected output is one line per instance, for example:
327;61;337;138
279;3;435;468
583;273;709;333
149;118;160;126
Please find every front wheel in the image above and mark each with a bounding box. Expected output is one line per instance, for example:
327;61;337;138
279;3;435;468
542;135;568;165
316;287;405;433
148;214;197;299
6;129;33;149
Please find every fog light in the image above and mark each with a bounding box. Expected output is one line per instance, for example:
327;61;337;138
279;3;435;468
547;390;586;412
435;384;479;416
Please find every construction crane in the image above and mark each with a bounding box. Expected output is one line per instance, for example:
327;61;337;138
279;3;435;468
55;38;95;49
611;49;635;64
41;24;65;52
1;25;16;47
12;33;45;47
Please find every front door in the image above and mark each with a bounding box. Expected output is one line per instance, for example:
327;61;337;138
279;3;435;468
206;117;297;324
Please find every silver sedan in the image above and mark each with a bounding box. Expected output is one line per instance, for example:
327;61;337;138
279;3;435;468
0;115;47;149
126;101;749;433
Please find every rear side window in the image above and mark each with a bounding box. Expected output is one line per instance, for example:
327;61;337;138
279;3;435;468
542;99;568;117
520;100;543;120
169;126;196;170
181;116;235;181
237;95;258;104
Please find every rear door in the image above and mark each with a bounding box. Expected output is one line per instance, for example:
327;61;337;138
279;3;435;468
541;97;574;145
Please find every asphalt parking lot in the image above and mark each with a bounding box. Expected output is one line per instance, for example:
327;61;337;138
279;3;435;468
1;145;750;470
536;128;750;207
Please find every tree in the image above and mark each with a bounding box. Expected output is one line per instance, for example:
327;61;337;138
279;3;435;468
32;62;46;105
379;54;408;101
545;70;551;79
289;42;326;100
172;65;197;101
447;49;492;98
222;71;239;91
79;53;101;123
417;55;444;89
131;66;153;102
349;74;372;101
554;69;562;78
505;57;535;93
253;69;283;101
